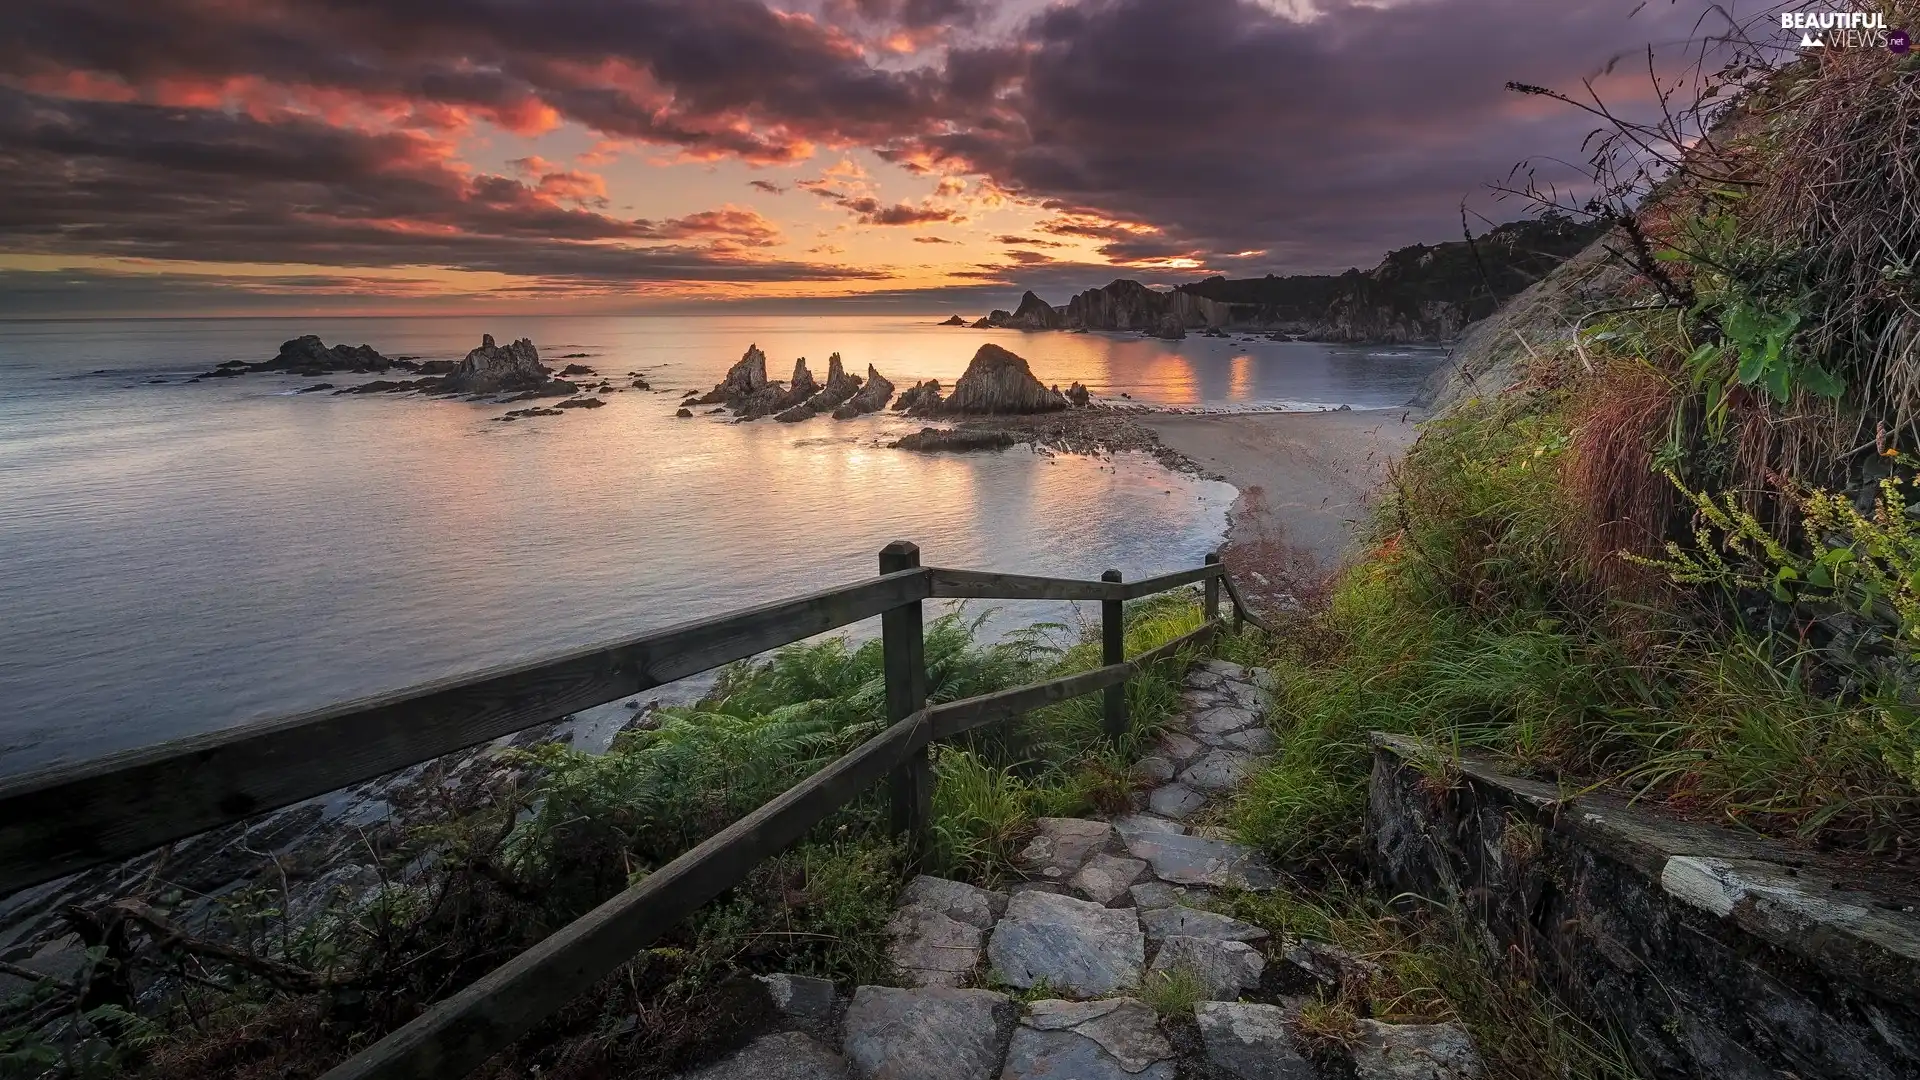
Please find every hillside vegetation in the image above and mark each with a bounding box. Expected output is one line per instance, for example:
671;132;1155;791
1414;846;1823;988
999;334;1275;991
1237;16;1920;877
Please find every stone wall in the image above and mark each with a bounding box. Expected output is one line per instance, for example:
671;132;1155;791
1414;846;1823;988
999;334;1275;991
1366;733;1920;1080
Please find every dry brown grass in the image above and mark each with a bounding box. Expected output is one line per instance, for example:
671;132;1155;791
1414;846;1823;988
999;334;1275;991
1743;13;1920;451
1562;360;1680;587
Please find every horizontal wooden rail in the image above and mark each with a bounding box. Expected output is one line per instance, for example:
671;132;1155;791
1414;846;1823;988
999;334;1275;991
319;710;933;1080
924;567;1116;602
927;663;1130;741
1120;564;1222;601
0;568;933;895
924;563;1224;604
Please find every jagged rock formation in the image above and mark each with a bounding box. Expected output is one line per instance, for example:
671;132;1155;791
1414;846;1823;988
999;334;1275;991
738;357;817;420
943;345;1068;414
832;365;894;419
776;353;860;422
894;380;944;416
965;216;1604;345
1067;382;1091;408
441;335;567;395
694;345;771;406
939;315;967;326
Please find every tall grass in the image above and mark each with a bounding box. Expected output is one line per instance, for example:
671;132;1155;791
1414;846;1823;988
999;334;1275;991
1235;387;1920;867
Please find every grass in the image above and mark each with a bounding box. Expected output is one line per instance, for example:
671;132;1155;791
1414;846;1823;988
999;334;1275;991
1219;884;1640;1080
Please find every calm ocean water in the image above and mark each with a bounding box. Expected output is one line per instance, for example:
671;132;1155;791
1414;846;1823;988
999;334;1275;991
0;314;1443;775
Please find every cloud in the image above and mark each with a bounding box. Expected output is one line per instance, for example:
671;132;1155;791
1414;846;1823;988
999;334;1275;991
995;234;1066;247
748;179;787;193
913;235;958;243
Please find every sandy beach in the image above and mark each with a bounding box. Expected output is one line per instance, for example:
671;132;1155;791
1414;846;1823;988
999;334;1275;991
1142;408;1424;571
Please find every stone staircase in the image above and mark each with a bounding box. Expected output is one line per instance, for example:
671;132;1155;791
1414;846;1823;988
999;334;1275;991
676;661;1483;1080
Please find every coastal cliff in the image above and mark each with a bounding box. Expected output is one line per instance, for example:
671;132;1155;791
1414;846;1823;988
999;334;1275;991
972;216;1601;344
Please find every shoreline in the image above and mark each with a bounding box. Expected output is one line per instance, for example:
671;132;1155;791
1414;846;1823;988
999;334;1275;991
1139;407;1422;577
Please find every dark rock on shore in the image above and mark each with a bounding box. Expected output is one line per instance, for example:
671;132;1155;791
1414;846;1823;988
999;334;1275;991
940;315;967;326
895;380;944;415
553;396;605;409
944;345;1068;414
675;407;694;418
334;378;436;395
1067;382;1091;408
632;378;651;390
559;363;596;376
495;407;565;421
832;365;895;419
893;427;1020;452
415;359;458;375
295;383;335;394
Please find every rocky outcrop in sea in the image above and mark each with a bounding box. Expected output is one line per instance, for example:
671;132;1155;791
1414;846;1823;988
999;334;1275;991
194;335;410;379
833;365;894;419
895;380;944;416
441;335;574;396
944;345;1068;414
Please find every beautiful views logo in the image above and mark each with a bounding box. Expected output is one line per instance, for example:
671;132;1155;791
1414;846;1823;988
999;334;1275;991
1780;10;1909;51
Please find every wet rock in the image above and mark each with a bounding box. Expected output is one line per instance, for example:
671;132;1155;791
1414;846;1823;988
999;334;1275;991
695;344;770;406
441;334;564;395
679;1030;849;1080
833;364;895;419
676;407;694;418
888;905;983;988
494;407;564;421
971;309;1012;329
986;890;1145;997
1152;314;1186;340
1121;829;1276;890
294;383;334;394
1069;853;1148;907
943;345;1068;414
1004;998;1175;1080
894;379;944;415
1350;1021;1483;1080
553;396;606;409
842;986;1011;1080
1140;907;1268;944
415;359;458;375
632;377;652;390
1148;784;1207;820
941;314;968;326
892;428;1019;453
748;356;820;420
1017;818;1114;881
208;334;403;378
1179;751;1258;794
1066;382;1091;408
559;363;596;376
1194;1001;1316;1080
1148;935;1264;1001
901;876;1005;930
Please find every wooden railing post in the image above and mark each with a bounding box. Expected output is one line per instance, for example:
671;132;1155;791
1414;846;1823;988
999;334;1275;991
1101;569;1126;743
881;542;930;850
1204;552;1222;623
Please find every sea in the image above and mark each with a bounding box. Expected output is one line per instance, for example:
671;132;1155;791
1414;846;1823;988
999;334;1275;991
0;314;1445;777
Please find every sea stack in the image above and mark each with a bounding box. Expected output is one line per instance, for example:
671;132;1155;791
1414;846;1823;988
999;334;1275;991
832;365;895;419
441;335;568;394
943;344;1068;414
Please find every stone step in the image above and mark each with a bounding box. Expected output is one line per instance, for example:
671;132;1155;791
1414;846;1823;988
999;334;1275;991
679;1030;849;1079
986;890;1145;997
841;985;1012;1080
1002;998;1175;1080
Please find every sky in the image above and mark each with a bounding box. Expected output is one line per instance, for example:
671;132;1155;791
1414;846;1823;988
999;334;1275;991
0;0;1779;317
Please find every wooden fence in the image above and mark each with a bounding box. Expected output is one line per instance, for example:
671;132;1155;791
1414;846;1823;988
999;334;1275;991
0;542;1270;1080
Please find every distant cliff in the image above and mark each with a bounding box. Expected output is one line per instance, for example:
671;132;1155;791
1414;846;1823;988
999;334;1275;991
971;216;1602;345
